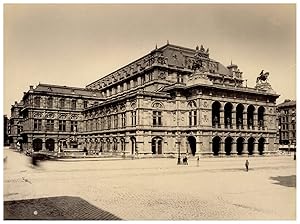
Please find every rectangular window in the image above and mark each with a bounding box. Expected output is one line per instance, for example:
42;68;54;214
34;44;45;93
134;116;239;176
47;97;53;108
71;121;78;132
33;119;42;131
71;100;77;110
131;111;136;126
141;76;145;85
46;119;54;131
108;116;111;129
121;113;126;128
83;100;88;108
114;114;118;129
153;111;162;126
59;120;66;132
34;97;41;108
59;99;65;109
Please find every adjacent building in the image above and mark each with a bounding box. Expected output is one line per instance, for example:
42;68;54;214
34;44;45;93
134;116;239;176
9;43;280;157
277;99;296;151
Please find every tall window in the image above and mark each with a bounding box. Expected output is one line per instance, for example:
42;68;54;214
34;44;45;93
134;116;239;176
153;111;162;126
83;100;88;108
121;113;126;128
47;97;53;108
46;119;54;131
108;116;111;129
71;121;78;132
71;100;77;110
141;75;145;85
114;114;118;129
59;120;66;132
34;119;42;131
189;110;197;126
131;111;136;126
34;97;41;108
59;99;65;109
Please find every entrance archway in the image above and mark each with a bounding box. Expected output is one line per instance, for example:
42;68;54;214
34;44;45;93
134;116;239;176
131;137;136;155
236;137;244;155
225;137;233;155
33;138;42;152
248;137;255;155
212;136;221;156
187;136;197;156
258;137;265;155
46;138;55;151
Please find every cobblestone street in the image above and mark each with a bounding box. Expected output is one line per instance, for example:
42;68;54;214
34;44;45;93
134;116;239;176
3;148;296;220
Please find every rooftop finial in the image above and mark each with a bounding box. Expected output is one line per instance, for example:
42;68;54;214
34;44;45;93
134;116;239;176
167;40;169;45
231;60;232;65
196;45;199;51
155;44;157;49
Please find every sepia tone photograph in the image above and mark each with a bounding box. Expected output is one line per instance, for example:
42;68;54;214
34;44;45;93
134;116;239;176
2;2;296;221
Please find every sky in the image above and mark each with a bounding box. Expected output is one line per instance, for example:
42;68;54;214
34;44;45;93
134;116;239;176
3;4;296;116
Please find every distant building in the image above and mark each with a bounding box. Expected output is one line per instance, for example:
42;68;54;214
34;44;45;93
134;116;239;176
277;99;296;151
3;115;10;146
9;43;280;157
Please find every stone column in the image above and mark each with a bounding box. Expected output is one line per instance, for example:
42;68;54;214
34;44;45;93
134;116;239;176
231;140;237;156
220;141;225;156
243;112;247;129
253;140;258;155
220;109;224;129
232;110;236;129
253;112;258;131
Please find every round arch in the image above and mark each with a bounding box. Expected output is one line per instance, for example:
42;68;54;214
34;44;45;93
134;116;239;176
45;138;55;151
212;101;221;128
247;137;255;155
236;137;244;155
212;136;221;156
33;138;43;152
258;137;265;155
152;136;163;155
187;136;197;156
225;137;233;155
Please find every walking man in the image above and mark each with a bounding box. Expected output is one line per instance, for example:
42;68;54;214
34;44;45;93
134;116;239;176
197;156;200;167
245;159;249;172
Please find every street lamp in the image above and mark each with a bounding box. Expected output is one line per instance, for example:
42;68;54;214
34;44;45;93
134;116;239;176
177;132;181;165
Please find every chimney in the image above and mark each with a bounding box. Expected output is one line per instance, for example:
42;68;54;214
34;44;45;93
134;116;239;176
30;85;34;90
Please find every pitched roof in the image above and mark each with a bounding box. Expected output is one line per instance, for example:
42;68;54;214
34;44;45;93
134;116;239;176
277;100;296;108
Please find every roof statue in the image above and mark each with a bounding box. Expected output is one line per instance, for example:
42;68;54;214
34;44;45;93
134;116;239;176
255;70;275;94
256;70;269;84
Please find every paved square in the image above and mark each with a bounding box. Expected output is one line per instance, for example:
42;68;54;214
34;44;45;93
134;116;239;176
3;149;296;220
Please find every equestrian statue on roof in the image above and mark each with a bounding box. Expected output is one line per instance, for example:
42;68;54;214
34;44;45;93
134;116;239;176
256;70;269;84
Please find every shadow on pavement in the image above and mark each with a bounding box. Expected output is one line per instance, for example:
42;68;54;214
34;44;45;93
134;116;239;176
269;175;296;188
4;196;122;220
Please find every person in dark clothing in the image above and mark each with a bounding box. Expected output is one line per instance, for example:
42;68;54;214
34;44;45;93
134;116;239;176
245;159;249;172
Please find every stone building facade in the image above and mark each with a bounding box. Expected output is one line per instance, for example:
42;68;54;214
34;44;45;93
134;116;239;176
277;99;296;151
13;84;103;154
9;43;280;157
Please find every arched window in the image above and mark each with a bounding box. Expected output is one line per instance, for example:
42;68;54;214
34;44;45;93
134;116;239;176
152;137;163;155
224;103;233;129
258;106;265;130
247;105;255;129
236;104;244;129
212;101;221;128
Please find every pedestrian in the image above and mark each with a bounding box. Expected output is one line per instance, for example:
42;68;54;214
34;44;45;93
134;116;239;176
197;156;200;167
245;159;249;172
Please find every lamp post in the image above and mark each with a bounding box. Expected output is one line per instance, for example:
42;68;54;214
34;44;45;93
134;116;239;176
177;132;181;165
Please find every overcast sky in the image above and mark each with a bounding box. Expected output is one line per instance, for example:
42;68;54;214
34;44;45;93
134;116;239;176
3;4;296;116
